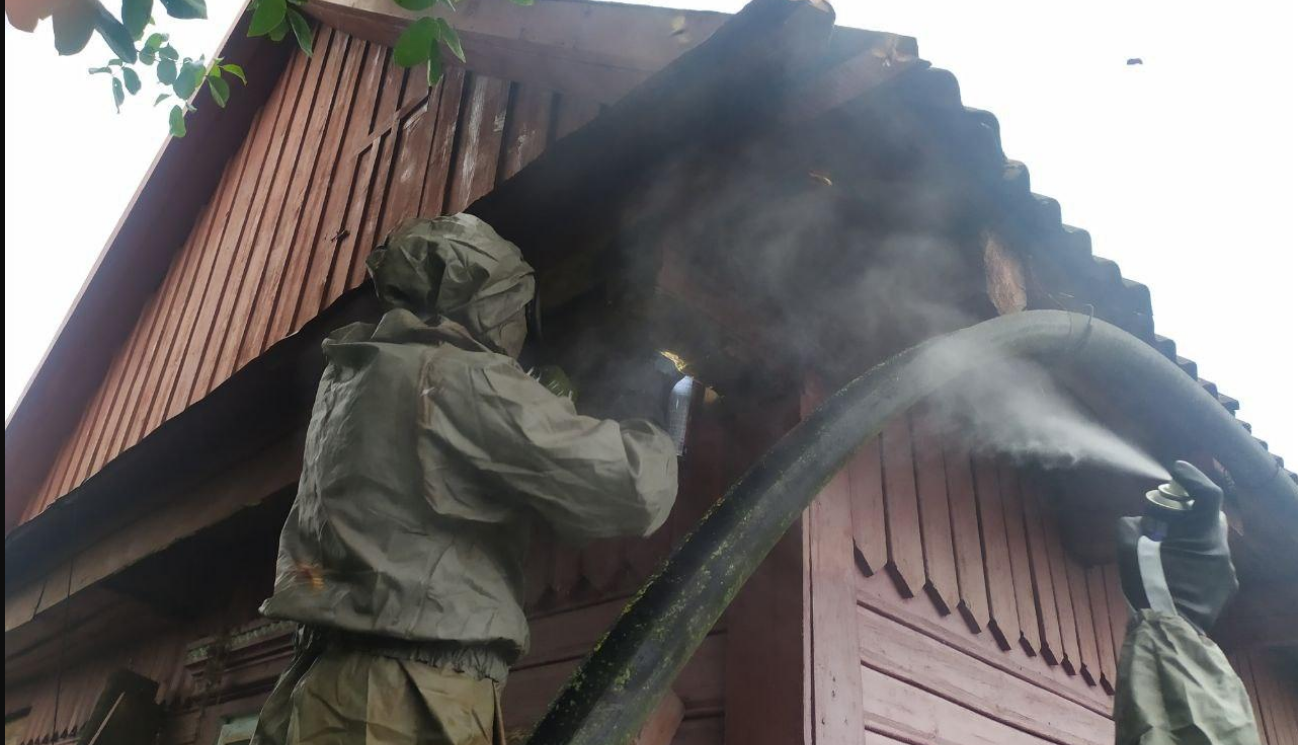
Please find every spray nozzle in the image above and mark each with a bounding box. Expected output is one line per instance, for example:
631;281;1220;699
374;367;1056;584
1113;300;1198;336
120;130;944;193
1145;479;1194;515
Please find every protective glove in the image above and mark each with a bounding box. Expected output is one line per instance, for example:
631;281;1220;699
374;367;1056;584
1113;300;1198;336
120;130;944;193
1116;460;1239;634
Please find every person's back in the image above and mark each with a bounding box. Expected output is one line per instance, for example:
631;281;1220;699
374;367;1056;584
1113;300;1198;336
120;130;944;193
252;214;678;745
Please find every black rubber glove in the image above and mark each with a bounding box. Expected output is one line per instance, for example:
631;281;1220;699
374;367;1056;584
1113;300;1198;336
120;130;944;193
1116;460;1239;634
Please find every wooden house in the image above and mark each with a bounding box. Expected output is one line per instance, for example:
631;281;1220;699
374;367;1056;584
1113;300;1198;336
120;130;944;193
5;1;1296;743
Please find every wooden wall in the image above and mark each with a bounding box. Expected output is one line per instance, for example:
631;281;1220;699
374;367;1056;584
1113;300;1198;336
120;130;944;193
20;27;603;524
802;386;1298;745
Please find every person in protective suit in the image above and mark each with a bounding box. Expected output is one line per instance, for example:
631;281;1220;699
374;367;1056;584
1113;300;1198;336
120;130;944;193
250;214;679;745
1113;460;1262;745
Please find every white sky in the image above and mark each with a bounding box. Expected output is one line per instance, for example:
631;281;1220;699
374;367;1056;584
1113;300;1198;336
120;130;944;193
5;0;1296;462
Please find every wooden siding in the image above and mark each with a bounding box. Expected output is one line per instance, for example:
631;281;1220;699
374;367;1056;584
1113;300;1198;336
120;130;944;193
20;29;603;524
804;392;1298;745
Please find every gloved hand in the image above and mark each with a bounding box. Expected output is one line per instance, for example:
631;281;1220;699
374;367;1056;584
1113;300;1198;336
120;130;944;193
1116;460;1239;634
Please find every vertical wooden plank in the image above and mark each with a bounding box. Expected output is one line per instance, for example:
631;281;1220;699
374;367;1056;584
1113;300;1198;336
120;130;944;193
374;84;442;242
1065;557;1101;687
942;439;989;634
1022;474;1064;666
346;130;398;288
581;539;628;593
187;49;303;399
262;33;371;355
972;457;1016;651
1040;487;1081;675
1236;655;1270;745
209;45;325;383
107;207;208;461
369;51;407;136
145;141;244;431
86;245;167;477
446;73;509;214
291;41;380;329
53;366;111;495
132;197;219;441
909;411;957;616
803;380;863;745
550;543;585;604
1252;657;1282;745
500;84;554;179
999;466;1040;657
239;29;346;368
847;436;887;577
65;336;132;489
1103;564;1130;663
319;43;388;308
163;115;262;417
416;65;467;217
1086;566;1117;694
880;415;923;599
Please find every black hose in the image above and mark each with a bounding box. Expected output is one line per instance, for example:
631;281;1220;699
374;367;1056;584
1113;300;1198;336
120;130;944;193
525;309;1296;745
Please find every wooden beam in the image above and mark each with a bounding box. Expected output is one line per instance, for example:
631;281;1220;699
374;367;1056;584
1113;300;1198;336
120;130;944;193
304;0;729;104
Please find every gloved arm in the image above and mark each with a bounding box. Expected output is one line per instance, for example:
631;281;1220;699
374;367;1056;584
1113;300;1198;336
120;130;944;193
434;355;678;544
1112;460;1261;745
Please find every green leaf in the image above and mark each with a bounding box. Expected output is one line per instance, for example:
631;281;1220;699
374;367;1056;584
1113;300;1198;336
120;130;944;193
509;0;533;6
247;0;286;37
158;0;205;20
154;92;171;105
122;66;141;93
169;104;187;137
392;0;436;9
138;46;155;64
158;44;179;60
52;2;96;55
208;75;230;107
435;18;463;62
92;6;138;63
122;0;151;40
221;63;247;84
157;57;177;84
112;77;125;111
88;66;113;74
268;18;289;42
286;8;312;56
172;59;205;98
394;17;437;68
145;31;167;49
425;49;443;86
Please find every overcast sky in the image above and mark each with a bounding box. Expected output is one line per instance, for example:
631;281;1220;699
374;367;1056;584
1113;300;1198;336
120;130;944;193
6;0;1295;461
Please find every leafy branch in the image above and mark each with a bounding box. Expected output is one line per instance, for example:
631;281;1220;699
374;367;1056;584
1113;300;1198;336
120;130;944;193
44;0;533;134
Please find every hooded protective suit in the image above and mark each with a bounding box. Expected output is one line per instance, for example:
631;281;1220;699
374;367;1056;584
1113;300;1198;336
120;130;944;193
1113;461;1261;745
252;214;678;745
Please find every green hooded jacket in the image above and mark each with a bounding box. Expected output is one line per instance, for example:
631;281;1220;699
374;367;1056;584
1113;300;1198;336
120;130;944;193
259;215;679;678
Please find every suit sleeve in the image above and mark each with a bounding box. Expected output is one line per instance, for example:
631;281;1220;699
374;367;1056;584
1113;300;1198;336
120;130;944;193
437;356;679;543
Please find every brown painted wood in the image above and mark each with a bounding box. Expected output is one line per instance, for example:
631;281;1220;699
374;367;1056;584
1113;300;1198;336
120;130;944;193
415;65;467;216
942;439;989;634
239;28;348;369
909;411;957;616
881;415;924;599
163;107;267;418
1102;564;1129;666
1085;566;1117;694
263;31;370;350
998;465;1040;657
972;457;1016;651
856;604;1110;745
632;690;684;745
847;435;887;577
501;84;554;180
446;73;510;214
1065;556;1100;687
803;379;864;745
1039;487;1081;676
1022;474;1065;667
189;53;305;400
